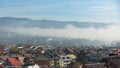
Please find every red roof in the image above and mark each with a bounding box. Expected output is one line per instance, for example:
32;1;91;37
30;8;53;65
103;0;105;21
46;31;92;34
8;58;23;66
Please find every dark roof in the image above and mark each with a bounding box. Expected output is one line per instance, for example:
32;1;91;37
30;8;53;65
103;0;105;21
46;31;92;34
69;62;82;68
84;63;104;68
35;60;50;66
36;55;49;60
100;56;120;68
0;64;5;68
100;56;120;64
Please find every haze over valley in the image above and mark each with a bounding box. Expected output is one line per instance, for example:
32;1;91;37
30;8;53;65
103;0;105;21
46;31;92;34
0;17;120;46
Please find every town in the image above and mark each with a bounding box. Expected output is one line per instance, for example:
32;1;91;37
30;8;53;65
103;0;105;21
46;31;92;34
0;0;120;68
0;44;120;68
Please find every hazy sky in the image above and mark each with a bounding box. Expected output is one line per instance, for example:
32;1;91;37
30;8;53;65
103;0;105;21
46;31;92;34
0;0;120;23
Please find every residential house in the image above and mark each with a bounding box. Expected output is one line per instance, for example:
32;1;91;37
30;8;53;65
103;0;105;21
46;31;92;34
24;64;40;68
69;61;83;68
83;63;105;68
59;55;74;68
35;55;50;68
5;57;23;68
100;56;120;68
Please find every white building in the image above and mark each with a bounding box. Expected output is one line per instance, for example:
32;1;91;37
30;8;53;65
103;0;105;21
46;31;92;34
59;55;76;68
25;64;40;68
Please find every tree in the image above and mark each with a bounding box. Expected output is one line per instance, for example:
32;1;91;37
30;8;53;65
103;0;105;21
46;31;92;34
97;51;103;62
10;46;19;53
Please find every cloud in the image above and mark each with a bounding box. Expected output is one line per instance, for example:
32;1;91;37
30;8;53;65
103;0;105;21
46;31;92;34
70;0;119;23
0;0;119;23
5;24;120;42
0;5;61;13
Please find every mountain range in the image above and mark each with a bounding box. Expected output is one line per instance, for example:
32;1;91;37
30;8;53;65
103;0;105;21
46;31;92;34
0;17;114;29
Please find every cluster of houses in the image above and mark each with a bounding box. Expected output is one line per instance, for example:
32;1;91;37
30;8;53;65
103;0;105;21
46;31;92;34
0;45;120;68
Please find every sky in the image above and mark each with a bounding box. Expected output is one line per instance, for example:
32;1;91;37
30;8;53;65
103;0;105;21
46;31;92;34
0;0;120;23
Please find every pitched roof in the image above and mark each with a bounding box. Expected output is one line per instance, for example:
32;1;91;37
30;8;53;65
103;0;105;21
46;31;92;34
85;63;104;68
67;54;76;59
100;56;120;64
8;58;23;66
69;62;82;68
0;64;5;68
35;60;50;66
36;55;49;60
